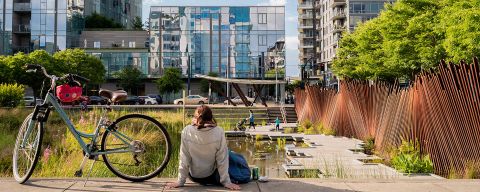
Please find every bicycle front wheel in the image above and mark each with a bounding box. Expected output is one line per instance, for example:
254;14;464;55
101;114;171;182
12;113;43;184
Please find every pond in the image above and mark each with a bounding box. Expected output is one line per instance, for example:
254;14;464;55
227;137;289;178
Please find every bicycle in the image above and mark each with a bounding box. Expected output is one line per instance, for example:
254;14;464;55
12;64;172;184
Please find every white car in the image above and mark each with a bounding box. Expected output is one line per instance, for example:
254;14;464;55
139;96;158;105
174;95;208;105
224;96;255;105
24;96;43;106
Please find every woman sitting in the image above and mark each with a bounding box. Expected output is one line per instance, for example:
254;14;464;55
166;105;241;190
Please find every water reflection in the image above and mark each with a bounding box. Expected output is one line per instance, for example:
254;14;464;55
227;137;289;178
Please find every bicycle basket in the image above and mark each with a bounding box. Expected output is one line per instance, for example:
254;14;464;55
56;84;82;103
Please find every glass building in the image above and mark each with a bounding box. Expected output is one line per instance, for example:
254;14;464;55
149;6;285;79
0;0;142;55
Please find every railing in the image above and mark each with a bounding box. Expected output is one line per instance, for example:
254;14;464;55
298;2;314;9
12;46;31;53
13;24;30;33
13;3;31;12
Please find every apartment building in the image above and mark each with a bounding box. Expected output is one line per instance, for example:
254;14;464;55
299;0;394;85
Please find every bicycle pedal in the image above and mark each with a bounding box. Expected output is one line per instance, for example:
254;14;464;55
74;170;83;177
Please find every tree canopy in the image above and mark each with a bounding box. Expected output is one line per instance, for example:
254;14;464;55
155;68;184;96
0;49;105;97
85;12;123;29
113;66;144;95
333;0;480;81
131;16;144;30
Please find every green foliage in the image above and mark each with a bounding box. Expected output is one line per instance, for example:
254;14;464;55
265;68;285;78
286;80;302;93
0;84;24;107
298;119;313;133
322;127;336;136
363;137;375;155
131;16;144;30
53;49;106;84
155;68;184;101
199;72;223;94
464;161;480;179
333;0;480;81
277;138;286;149
391;140;434;174
0;49;104;97
85;12;123;29
113;66;144;95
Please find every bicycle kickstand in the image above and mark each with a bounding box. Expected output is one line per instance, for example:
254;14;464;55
74;154;89;177
83;159;97;187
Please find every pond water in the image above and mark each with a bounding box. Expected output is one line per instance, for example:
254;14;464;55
227;137;289;178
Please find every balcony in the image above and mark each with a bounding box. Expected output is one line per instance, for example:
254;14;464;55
13;3;31;12
299;44;314;49
12;46;31;53
299;13;314;19
13;24;30;34
330;0;347;8
298;2;314;9
332;25;346;34
298;23;314;29
331;10;346;20
299;34;315;39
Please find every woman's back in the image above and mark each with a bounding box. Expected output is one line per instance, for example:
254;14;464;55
181;125;226;177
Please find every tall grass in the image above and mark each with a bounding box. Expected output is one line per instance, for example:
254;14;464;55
0;108;186;178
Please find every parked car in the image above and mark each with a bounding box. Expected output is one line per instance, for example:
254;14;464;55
24;96;43;106
119;96;145;105
88;96;108;105
173;95;208;105
147;94;163;104
139;96;158;105
224;96;255;105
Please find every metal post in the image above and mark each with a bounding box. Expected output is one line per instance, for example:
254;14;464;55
275;60;278;103
226;46;230;105
182;90;186;127
187;55;191;95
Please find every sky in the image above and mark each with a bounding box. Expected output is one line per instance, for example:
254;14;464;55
142;0;300;77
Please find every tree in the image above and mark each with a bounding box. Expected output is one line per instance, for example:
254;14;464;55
286;80;302;94
131;16;143;30
113;66;144;95
155;68;184;102
332;0;480;81
199;72;223;94
53;49;106;84
85;12;123;29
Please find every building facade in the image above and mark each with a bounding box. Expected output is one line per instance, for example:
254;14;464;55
0;0;142;55
298;0;394;85
149;6;286;79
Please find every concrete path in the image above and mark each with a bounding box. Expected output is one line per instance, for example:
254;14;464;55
244;124;441;179
1;178;479;192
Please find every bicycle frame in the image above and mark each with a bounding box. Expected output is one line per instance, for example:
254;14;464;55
22;92;136;157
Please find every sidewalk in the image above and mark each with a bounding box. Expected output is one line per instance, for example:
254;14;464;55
1;178;479;192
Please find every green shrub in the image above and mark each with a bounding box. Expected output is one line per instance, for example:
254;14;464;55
298;119;313;133
464;161;480;179
0;84;24;107
391;140;433;174
363;137;375;155
323;127;336;136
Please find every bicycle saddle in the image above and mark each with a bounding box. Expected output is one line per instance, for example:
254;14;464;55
99;89;128;103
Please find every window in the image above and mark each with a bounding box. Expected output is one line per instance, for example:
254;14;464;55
94;41;100;48
258;35;267;46
258;13;267;24
129;41;136;48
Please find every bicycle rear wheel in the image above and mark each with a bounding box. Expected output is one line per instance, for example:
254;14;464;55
12;113;43;184
101;114;171;182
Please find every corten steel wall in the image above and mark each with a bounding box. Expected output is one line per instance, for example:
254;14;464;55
294;58;480;177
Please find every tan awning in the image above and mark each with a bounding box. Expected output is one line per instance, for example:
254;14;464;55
194;74;286;85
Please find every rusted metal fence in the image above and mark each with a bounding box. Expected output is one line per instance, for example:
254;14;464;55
294;58;480;177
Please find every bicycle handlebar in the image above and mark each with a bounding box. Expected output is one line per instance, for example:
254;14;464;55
25;64;90;83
